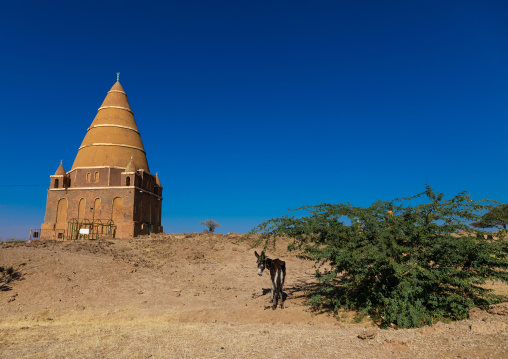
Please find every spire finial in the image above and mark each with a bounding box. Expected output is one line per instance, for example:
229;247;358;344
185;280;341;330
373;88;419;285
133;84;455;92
60;159;63;165
156;172;158;176
116;72;120;82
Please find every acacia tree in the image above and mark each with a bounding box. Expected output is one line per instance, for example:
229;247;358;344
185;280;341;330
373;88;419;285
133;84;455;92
247;186;508;328
471;204;508;230
200;219;221;233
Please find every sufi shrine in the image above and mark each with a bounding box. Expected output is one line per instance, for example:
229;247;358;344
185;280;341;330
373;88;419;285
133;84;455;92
41;75;163;239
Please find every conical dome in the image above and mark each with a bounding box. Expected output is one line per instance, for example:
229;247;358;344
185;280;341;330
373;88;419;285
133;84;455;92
71;80;150;172
125;157;137;172
54;161;66;175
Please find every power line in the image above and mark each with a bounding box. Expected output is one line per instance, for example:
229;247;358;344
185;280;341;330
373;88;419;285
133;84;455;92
0;185;47;187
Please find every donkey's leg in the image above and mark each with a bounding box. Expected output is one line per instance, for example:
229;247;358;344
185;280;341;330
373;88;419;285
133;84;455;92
272;287;278;310
273;269;282;310
280;270;285;309
272;271;278;309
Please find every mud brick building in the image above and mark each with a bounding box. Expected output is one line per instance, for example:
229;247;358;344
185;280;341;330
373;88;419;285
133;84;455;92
41;76;163;238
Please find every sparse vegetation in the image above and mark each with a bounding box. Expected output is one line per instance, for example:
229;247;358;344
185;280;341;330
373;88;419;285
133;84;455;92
200;219;221;233
1;233;507;358
0;266;23;291
4;239;26;243
248;186;508;328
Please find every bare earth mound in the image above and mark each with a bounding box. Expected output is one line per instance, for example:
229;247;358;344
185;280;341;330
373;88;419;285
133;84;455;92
1;233;507;358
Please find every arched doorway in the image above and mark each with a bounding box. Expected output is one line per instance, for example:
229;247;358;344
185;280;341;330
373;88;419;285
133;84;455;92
78;198;86;221
93;198;101;221
112;197;124;224
56;198;68;224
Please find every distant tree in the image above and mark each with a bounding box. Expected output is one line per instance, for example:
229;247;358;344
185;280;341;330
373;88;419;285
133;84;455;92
247;186;508;328
200;219;221;233
471;204;508;230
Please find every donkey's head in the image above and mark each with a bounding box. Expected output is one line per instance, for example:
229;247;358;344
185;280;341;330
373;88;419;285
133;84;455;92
255;251;270;276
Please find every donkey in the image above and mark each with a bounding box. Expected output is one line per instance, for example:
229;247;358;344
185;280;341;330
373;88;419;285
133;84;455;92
255;251;286;309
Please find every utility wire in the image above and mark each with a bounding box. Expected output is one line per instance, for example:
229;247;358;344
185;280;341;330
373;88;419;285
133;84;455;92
0;185;47;187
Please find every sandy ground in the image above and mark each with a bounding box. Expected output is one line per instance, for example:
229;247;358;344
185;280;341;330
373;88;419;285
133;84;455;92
1;233;507;358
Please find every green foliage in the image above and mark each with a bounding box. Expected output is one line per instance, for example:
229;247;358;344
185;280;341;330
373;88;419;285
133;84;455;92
4;238;26;243
247;186;508;328
200;219;221;233
471;204;508;230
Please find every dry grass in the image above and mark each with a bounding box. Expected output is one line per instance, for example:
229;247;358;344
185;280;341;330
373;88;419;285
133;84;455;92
1;234;507;359
2;314;508;359
2;317;347;359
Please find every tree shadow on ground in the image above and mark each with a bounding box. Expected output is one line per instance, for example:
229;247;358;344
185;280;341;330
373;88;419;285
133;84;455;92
0;266;24;292
252;273;346;315
284;278;344;315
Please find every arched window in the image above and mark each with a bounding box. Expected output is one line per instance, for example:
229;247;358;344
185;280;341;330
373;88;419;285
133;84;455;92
94;172;99;182
126;176;131;186
86;173;91;182
54;179;59;188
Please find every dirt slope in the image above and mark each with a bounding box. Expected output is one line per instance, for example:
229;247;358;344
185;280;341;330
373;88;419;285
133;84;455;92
1;233;507;358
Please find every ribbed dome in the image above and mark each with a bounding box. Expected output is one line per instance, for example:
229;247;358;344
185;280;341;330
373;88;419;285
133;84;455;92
71;80;150;172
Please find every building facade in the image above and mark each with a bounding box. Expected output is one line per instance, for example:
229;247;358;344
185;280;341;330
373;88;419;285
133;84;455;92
41;78;163;239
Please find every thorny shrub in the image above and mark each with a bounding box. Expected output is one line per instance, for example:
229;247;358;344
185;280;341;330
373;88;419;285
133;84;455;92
247;186;508;328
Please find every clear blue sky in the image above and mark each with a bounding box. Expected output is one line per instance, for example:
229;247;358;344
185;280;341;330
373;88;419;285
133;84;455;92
1;1;507;238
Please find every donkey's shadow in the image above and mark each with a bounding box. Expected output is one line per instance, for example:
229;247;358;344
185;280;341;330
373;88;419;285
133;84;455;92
260;288;288;301
257;288;288;310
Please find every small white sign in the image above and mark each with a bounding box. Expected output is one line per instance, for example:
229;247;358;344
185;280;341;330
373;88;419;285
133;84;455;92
79;228;90;234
